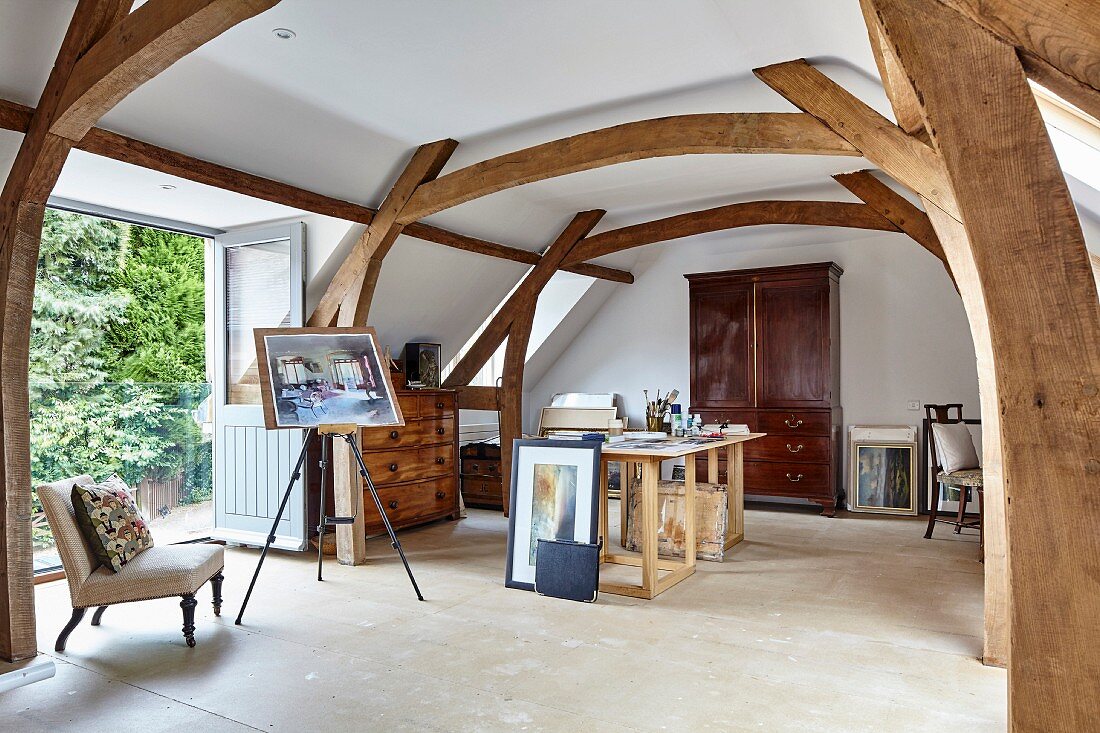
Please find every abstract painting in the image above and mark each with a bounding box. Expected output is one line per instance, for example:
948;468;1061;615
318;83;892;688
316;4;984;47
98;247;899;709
528;463;578;564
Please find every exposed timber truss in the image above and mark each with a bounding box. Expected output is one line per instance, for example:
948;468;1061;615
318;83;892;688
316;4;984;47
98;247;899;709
2;5;1098;731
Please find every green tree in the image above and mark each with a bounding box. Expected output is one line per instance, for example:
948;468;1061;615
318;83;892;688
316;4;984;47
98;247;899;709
30;210;130;391
108;225;206;383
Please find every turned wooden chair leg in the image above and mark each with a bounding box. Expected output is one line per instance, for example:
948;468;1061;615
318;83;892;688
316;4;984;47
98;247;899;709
955;487;968;534
55;608;86;652
924;482;940;539
211;572;224;617
90;606;108;626
181;594;198;648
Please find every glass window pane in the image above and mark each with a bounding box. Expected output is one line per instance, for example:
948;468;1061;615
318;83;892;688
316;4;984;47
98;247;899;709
226;240;292;404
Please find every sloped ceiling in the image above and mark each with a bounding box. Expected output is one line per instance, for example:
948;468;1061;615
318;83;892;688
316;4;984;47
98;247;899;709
0;0;1096;363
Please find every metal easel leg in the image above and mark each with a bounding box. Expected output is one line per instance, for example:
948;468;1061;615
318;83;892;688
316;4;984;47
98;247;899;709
236;428;316;625
342;433;424;601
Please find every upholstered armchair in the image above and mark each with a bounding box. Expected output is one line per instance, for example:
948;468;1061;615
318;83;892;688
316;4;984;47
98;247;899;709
37;475;225;651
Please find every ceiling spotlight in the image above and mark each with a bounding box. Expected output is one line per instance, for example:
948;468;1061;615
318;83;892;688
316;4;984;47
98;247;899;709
159;184;177;190
272;28;296;40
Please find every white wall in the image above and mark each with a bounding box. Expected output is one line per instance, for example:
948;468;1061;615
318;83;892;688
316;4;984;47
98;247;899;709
528;226;980;449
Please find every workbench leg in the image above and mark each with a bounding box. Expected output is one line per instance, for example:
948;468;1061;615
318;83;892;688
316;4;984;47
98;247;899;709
620;462;631;548
641;461;659;594
707;448;719;484
599;458;610;561
726;442;744;547
684;456;697;568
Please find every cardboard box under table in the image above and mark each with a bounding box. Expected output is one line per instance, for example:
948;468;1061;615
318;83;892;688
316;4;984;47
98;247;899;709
625;480;729;562
598;434;764;599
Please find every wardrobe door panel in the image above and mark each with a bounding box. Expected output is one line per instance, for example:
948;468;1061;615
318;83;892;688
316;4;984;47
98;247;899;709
756;279;830;407
690;285;754;408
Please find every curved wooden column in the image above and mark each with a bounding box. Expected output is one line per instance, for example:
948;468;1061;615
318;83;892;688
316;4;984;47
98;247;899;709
868;2;1100;729
0;0;281;662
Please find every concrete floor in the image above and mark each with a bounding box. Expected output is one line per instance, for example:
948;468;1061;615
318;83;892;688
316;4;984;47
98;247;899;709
3;504;1005;732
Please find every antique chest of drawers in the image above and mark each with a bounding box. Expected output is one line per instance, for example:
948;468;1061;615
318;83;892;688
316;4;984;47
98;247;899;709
460;442;503;509
311;389;460;535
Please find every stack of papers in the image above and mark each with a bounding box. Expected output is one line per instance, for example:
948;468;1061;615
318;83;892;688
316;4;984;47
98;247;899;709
700;424;750;435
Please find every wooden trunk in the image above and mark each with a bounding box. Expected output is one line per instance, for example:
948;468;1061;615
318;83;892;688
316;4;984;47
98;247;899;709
624;479;729;562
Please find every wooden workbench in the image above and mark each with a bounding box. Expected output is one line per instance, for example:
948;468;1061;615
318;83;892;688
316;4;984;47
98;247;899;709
598;434;765;599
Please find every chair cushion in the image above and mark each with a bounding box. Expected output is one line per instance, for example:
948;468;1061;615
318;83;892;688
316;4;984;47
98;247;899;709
71;475;154;573
75;544;223;608
931;422;980;473
936;468;984;488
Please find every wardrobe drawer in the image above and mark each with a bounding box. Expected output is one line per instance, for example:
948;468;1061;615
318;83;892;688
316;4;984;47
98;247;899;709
744;435;830;463
419;393;455;418
744;461;831;493
757;410;831;436
361;444;454;486
363;478;456;533
360;418;454;450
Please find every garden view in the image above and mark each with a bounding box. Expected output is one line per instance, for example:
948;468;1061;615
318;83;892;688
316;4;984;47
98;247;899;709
31;209;211;571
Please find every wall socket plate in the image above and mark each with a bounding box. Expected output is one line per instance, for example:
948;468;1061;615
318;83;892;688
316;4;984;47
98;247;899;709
906;400;920;411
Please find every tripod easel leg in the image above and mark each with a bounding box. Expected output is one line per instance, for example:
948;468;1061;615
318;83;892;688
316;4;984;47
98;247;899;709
317;432;329;581
236;428;316;625
342;434;425;601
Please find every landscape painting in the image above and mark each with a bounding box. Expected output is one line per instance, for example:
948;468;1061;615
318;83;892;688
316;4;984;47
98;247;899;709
528;463;578;564
851;442;917;515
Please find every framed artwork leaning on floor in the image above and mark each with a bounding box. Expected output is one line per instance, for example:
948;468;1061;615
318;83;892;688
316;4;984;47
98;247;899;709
505;439;602;591
848;440;918;515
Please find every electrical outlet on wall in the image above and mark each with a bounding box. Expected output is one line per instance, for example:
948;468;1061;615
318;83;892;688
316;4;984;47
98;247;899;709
906;400;920;411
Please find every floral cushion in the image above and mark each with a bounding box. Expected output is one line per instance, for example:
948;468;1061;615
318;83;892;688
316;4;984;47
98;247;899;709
71;475;154;573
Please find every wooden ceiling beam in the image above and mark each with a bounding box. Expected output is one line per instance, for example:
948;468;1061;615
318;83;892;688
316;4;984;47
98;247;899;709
51;0;281;141
566;200;899;264
398;113;859;223
441;210;604;390
859;0;927;135
831;171;947;263
754;59;960;222
309;139;458;327
933;0;1100;121
400;221;632;283
0;98;633;284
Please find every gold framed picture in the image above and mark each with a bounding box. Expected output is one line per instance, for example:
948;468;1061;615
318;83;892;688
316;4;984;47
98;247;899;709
848;441;917;515
254;326;404;431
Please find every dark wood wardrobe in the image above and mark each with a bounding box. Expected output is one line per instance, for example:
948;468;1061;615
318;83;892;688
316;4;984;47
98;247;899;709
686;262;842;515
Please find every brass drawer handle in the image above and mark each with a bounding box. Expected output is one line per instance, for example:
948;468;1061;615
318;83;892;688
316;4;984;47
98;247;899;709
389;463;398;472
786;444;804;453
471;463;479;472
436;427;446;435
785;417;803;428
435;457;446;465
436;401;445;409
435;491;446;499
390;430;399;440
388;500;399;510
786;473;803;482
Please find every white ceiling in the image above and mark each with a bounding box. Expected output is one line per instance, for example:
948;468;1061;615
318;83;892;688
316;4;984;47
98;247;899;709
0;0;1096;366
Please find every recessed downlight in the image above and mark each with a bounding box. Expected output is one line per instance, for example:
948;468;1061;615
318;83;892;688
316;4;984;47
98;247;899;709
272;28;296;40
